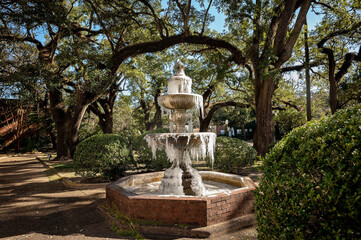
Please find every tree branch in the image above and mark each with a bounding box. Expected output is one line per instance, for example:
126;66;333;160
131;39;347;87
281;61;320;72
112;33;247;73
317;21;361;48
0;34;43;50
276;0;312;67
139;0;165;38
200;0;213;36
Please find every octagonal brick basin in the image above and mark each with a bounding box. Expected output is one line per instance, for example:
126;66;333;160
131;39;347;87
106;171;256;226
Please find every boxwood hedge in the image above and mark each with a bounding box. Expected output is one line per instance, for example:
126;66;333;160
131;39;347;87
210;136;257;173
133;128;171;171
254;105;361;239
73;134;133;181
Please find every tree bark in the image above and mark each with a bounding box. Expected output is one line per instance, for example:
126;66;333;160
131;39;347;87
89;101;114;134
304;19;312;121
49;88;71;160
141;88;163;131
67;104;89;157
253;76;275;155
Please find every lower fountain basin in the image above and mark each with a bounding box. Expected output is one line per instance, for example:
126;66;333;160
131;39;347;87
106;171;256;226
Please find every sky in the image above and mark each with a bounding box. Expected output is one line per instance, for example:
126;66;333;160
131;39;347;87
207;5;323;32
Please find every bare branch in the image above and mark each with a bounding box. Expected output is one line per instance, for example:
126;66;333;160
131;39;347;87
200;0;213;36
281;61;320;72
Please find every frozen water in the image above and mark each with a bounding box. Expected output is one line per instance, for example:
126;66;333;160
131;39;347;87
144;133;216;165
167;75;192;94
158;166;184;195
121;179;240;196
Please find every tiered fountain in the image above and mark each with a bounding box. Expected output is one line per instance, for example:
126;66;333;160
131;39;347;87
144;61;215;196
105;62;256;236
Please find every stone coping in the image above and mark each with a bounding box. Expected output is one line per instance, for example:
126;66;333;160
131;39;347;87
112;171;256;197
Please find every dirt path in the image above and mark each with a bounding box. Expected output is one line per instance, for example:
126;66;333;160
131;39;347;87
0;154;122;239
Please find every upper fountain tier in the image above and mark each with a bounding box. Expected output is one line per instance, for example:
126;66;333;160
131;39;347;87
158;61;204;133
167;61;192;94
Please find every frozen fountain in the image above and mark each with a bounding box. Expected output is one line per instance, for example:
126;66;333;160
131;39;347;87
144;61;215;196
104;62;256;235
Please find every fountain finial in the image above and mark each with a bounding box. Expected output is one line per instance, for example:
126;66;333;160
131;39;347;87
174;61;185;76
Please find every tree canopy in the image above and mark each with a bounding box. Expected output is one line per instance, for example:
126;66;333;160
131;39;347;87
1;0;360;156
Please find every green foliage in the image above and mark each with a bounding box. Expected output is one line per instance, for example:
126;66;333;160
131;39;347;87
274;108;306;136
133;128;171;172
210;137;257;173
254;105;361;239
73;134;133;181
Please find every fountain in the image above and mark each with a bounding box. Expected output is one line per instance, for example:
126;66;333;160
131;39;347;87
144;61;215;196
104;62;256;236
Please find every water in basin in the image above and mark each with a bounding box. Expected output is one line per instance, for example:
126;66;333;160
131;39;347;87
120;179;242;196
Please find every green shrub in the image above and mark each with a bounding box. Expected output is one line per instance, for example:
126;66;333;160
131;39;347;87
133;128;171;172
73;134;133;181
210;137;257;173
254;105;361;239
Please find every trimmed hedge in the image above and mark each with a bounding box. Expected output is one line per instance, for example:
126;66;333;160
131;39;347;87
73;134;133;181
133;128;171;171
254;105;361;239
210;136;257;173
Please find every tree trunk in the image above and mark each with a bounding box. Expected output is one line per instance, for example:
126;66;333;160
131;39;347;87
67;104;89;158
329;77;338;114
54;117;71;160
324;48;338;114
199;114;212;132
153;91;163;129
100;112;113;133
241;124;247;140
304;19;312;121
253;77;275;155
49;88;72;161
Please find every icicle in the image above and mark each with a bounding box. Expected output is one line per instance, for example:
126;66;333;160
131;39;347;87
158;97;172;117
144;135;158;159
188;119;193;133
192;94;204;119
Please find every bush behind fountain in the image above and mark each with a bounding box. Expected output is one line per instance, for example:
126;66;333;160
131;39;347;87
254;104;361;239
208;137;257;173
133;128;171;171
74;134;134;181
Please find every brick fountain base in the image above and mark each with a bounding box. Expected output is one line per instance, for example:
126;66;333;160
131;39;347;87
105;171;256;228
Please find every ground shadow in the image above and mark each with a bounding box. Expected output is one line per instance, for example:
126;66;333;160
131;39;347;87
0;157;120;239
